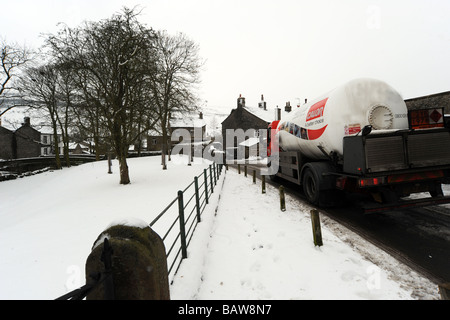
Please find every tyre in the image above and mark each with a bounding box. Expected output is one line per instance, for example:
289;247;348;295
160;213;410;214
302;168;320;205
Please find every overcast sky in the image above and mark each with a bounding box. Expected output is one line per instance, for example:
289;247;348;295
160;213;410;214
2;0;450;112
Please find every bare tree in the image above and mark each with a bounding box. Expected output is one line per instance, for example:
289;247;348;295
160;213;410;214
21;63;63;169
151;31;203;170
0;39;32;117
46;7;159;184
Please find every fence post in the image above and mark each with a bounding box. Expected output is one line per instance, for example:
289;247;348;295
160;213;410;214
210;165;214;193
194;176;201;223
262;175;266;194
238;164;241;174
310;209;323;247
244;165;247;177
213;162;217;185
253;169;256;184
279;185;286;212
178;190;188;259
204;169;209;205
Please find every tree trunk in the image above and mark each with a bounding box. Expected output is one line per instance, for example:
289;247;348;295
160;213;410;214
119;156;130;185
52;121;62;169
161;126;168;170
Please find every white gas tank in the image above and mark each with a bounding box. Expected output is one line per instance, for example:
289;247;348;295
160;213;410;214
277;78;409;159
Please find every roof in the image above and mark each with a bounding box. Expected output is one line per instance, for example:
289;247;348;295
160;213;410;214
223;105;295;125
170;112;206;128
405;90;450;102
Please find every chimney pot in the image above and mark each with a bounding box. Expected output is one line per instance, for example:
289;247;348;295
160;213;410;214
285;102;292;113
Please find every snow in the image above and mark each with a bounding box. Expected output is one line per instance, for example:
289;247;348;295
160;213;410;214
0;156;440;300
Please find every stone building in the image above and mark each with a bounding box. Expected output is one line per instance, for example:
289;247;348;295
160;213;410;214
405;91;450;127
146;112;207;154
405;91;450;114
0;126;14;159
221;95;292;160
0;117;41;160
14;117;41;159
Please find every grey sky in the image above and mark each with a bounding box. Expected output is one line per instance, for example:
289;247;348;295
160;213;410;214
2;0;450;112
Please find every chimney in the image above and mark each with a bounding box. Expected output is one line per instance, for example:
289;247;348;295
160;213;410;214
258;94;267;110
199;112;203;120
237;94;245;109
276;106;281;121
305;99;308;104
23;117;31;126
285;101;292;113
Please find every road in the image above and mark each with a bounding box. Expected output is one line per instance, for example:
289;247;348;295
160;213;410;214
229;162;450;285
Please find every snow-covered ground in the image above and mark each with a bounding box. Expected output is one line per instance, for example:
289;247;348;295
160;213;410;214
0;156;441;300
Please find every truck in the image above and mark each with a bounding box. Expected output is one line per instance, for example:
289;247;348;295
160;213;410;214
267;78;450;213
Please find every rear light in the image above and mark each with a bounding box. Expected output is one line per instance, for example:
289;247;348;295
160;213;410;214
358;177;384;188
388;170;444;184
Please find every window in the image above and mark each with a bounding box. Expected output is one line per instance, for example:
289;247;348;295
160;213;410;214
43;136;48;144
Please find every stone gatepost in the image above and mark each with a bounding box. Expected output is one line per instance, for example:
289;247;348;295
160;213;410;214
85;221;170;300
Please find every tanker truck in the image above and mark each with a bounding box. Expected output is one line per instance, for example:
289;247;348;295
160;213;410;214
267;78;450;213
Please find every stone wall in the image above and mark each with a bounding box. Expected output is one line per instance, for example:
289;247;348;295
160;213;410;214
405;91;450;114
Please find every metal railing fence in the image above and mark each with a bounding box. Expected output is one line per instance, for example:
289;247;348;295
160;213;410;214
150;163;224;282
56;162;224;299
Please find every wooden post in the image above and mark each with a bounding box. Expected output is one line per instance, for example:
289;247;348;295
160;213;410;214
439;283;450;300
253;169;256;184
238;164;241;174
279;185;286;212
310;209;323;247
244;165;247;177
262;175;266;194
213;163;217;185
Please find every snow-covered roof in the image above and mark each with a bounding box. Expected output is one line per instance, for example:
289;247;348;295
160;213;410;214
170;112;206;128
242;105;294;123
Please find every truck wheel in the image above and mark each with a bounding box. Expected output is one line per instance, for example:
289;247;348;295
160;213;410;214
303;168;320;205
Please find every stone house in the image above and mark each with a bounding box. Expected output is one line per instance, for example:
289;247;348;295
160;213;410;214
405;91;450;114
40;132;64;156
0;126;14;159
147;112;207;154
405;91;450;127
221;95;292;160
0;117;41;160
